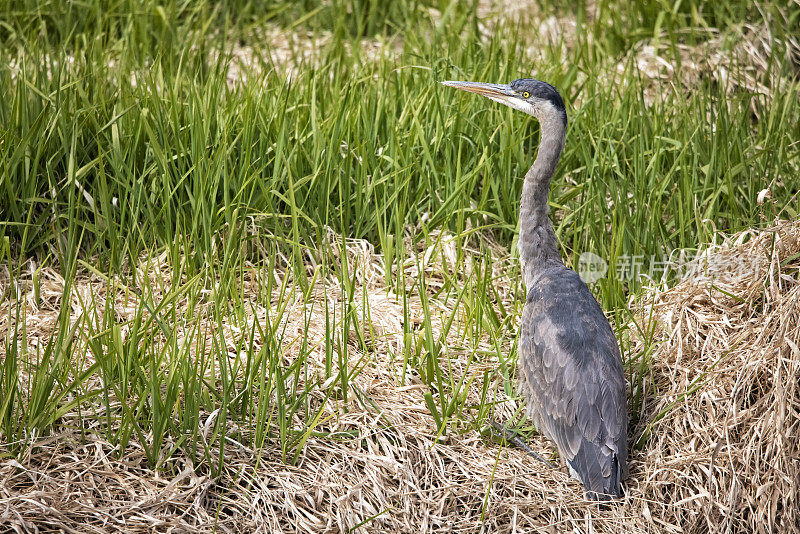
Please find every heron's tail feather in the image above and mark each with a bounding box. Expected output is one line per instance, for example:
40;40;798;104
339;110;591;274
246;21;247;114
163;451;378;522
567;449;624;501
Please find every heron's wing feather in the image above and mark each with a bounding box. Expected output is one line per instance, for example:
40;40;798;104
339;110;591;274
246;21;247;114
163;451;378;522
520;264;628;499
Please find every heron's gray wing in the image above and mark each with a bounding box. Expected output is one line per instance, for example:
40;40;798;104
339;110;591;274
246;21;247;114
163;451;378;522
519;264;628;499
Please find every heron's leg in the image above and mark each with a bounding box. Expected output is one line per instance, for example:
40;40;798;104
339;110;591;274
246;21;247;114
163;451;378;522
491;419;555;468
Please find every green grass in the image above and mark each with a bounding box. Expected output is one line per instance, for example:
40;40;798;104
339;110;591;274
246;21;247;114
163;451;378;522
1;0;798;470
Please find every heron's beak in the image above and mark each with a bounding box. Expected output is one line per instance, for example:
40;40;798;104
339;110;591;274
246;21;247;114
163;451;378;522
441;81;516;102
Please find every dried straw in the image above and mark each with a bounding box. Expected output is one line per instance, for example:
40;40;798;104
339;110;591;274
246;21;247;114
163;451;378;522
3;219;799;532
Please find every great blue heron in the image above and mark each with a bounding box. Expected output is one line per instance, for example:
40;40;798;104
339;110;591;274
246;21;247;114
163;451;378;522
442;78;628;501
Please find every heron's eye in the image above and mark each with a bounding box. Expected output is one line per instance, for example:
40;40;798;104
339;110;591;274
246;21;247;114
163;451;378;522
522;91;530;98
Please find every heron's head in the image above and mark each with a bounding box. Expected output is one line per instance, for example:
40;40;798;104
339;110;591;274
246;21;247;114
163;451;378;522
441;78;566;126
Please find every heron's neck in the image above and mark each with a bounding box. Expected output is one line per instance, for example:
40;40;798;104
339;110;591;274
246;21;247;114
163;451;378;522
518;112;566;288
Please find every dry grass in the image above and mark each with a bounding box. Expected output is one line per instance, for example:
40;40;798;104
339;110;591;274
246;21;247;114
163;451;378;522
217;25;403;89
2;219;800;532
624;219;800;533
611;17;800;107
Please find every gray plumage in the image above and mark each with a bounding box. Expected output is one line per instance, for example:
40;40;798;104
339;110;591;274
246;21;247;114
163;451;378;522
442;78;628;500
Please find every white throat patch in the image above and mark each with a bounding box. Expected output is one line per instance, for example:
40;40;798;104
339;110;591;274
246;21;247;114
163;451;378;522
499;98;560;122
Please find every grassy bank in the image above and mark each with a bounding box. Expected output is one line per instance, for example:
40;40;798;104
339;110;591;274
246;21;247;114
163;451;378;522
1;0;799;531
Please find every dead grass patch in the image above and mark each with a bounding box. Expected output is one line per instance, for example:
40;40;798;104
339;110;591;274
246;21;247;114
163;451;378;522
624;219;800;532
613;20;800;107
2;219;799;532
